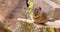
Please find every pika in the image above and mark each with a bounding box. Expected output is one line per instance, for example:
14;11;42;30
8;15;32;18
33;7;48;24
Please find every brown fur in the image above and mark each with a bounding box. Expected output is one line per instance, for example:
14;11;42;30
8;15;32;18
33;7;48;24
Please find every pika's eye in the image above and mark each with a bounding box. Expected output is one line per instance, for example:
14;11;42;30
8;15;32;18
39;7;41;10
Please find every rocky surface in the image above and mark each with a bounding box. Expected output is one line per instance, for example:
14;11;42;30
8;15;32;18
0;0;60;32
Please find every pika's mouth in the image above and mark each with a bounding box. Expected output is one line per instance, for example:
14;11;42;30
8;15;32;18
34;13;38;16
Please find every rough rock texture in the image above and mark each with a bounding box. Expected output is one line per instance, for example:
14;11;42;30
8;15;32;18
0;0;60;32
50;0;60;5
53;8;60;21
0;0;27;32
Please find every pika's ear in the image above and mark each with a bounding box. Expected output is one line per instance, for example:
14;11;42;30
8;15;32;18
39;7;41;10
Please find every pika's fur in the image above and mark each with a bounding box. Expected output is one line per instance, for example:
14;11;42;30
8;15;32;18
33;7;48;24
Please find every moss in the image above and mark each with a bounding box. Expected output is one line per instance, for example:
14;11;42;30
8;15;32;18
0;22;11;32
15;21;34;32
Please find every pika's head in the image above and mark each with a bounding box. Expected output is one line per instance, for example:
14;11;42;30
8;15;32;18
33;7;42;18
